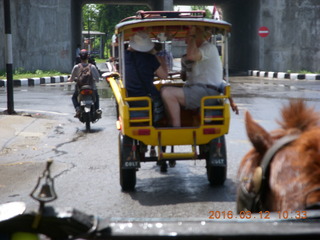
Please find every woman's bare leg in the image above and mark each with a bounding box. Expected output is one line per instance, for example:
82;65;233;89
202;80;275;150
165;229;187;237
161;87;186;127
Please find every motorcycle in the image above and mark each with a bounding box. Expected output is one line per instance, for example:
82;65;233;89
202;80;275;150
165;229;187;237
77;84;101;132
0;160;319;240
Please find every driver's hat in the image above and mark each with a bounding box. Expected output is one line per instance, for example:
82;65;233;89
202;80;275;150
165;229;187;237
129;31;154;52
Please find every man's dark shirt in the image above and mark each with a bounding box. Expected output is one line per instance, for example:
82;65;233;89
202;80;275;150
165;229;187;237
125;50;160;98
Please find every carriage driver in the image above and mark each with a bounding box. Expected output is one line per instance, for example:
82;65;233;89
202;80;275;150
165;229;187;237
161;26;239;127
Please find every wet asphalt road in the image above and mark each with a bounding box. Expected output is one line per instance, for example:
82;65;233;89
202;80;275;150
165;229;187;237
1;75;320;219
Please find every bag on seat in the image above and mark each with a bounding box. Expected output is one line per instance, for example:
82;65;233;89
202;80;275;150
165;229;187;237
152;95;165;123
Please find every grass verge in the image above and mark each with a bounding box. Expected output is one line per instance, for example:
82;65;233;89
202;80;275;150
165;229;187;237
0;59;107;79
0;68;69;79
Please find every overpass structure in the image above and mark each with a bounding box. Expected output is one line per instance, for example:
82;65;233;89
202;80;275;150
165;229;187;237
0;0;319;74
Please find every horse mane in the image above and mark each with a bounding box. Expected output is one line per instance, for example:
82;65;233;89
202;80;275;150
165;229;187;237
276;99;320;132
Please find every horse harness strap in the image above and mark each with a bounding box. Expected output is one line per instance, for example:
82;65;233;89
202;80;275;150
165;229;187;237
305;187;320;209
238;134;300;212
259;134;300;193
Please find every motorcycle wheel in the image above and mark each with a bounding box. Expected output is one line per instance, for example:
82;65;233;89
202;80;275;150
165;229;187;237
85;119;90;132
85;113;91;132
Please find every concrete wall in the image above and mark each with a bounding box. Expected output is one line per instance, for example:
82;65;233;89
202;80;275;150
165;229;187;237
0;0;74;73
222;0;320;72
221;0;260;72
260;0;320;72
0;1;3;70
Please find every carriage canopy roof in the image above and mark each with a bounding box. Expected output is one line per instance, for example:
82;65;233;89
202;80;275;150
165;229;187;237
115;10;232;41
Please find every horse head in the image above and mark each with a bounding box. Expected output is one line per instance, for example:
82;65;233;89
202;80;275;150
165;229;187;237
237;99;320;212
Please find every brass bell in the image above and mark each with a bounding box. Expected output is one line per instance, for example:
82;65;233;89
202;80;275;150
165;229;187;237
30;160;57;204
38;183;53;199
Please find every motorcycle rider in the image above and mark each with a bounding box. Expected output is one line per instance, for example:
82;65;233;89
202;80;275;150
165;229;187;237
68;49;101;118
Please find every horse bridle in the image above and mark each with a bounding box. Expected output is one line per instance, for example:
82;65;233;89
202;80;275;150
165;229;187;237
305;187;320;209
237;134;300;212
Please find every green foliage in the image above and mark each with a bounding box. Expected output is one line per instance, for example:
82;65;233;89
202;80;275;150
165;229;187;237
35;69;44;75
298;70;320;74
14;67;26;75
82;4;150;57
95;58;106;64
83;4;150;37
83;4;99;32
0;70;5;78
287;69;320;74
191;5;212;18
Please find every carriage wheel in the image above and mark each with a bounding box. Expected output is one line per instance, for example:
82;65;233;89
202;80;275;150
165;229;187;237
207;165;226;186
206;135;227;186
119;133;136;191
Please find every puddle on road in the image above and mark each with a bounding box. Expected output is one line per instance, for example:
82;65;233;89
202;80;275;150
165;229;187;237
9;80;115;100
61;80;114;99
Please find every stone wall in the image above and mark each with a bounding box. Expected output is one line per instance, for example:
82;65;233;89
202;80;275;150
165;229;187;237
0;0;74;73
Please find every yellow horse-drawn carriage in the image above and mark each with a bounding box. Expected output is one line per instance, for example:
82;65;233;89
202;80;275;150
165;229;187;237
104;10;232;191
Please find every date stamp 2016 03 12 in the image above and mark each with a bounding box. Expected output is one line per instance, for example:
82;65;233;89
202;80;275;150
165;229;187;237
208;210;307;220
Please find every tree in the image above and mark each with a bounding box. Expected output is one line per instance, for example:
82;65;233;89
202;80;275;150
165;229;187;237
83;4;99;32
191;6;212;18
82;4;150;57
85;4;150;37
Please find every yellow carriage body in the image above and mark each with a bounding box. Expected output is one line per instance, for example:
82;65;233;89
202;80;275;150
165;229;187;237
109;76;231;148
105;11;233;190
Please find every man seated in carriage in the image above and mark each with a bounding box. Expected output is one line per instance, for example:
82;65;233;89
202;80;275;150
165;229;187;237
125;31;168;121
161;26;239;127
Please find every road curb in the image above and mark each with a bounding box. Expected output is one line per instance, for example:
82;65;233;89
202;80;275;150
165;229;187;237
248;70;320;80
0;75;69;87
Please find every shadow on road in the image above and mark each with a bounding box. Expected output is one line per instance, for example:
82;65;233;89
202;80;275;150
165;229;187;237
127;175;237;206
76;127;105;134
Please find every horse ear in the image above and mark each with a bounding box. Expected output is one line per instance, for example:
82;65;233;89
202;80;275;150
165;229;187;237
245;111;273;155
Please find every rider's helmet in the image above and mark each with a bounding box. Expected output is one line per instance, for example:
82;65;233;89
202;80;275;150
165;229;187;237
79;49;89;60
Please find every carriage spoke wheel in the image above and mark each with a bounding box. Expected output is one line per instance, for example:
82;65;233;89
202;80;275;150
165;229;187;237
119;133;136;191
206;135;227;186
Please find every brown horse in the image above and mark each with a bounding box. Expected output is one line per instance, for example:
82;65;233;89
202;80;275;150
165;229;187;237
237;99;320;212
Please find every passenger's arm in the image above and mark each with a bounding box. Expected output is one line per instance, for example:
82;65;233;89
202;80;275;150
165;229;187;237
221;81;239;115
186;27;202;62
228;97;239;115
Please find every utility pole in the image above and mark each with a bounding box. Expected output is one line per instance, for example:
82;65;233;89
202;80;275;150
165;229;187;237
87;4;91;53
4;0;15;114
